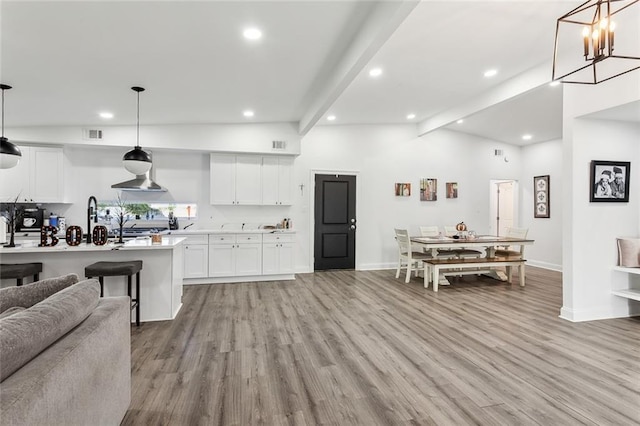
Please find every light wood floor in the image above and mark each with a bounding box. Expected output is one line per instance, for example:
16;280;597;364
123;267;640;425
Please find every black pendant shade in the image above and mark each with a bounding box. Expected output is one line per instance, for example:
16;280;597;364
122;86;152;175
0;84;22;169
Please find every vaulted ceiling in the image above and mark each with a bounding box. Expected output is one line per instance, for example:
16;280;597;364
2;0;633;147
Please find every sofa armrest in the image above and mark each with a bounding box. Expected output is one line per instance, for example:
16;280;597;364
0;273;79;313
0;296;131;426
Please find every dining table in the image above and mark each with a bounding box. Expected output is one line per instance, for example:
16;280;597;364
410;234;535;287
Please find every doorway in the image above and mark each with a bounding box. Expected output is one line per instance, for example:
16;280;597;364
314;174;356;270
489;180;518;236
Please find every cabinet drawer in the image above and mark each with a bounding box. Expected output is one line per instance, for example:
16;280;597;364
263;233;295;243
182;234;208;245
236;233;262;243
209;234;236;244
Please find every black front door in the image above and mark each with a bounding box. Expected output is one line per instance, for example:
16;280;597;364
314;174;356;270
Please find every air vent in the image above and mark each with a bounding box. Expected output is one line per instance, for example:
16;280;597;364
83;129;103;140
494;149;503;156
272;140;287;150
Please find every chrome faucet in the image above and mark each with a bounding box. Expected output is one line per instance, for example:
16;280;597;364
87;196;98;244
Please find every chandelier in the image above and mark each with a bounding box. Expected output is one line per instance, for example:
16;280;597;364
552;0;640;84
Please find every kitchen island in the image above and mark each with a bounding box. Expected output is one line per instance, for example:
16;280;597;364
0;237;185;322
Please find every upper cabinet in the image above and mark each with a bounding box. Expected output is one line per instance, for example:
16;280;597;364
262;156;293;205
210;154;293;206
0;145;65;203
210;154;262;205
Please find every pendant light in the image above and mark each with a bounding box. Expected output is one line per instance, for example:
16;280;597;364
122;86;152;175
0;84;22;169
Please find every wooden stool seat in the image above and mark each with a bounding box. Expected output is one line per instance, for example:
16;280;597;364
0;263;43;286
85;260;142;326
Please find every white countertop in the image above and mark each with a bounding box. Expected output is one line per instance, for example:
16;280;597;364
0;236;186;254
164;229;296;235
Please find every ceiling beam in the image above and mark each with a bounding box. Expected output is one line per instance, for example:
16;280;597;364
298;0;419;135
417;61;554;137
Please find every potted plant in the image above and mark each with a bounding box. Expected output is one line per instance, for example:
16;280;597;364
1;194;24;248
113;194;130;244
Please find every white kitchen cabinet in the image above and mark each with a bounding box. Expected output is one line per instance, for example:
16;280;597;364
262;156;293;205
262;233;295;275
0;145;64;203
210;154;261;205
183;234;209;278
208;233;263;277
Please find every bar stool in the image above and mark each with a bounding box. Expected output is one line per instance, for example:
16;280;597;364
0;263;43;286
85;260;142;326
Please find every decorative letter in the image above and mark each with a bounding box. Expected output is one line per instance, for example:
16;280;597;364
65;225;83;246
39;226;59;247
92;225;108;246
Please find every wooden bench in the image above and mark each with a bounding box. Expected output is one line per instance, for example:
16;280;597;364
422;256;526;292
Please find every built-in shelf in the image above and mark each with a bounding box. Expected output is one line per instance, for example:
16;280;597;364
612;266;640;301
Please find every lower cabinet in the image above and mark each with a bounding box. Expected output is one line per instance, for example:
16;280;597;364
183;234;209;278
209;234;262;277
262;233;295;274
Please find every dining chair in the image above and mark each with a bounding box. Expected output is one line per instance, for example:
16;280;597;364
495;227;529;257
394;228;432;283
419;226;457;257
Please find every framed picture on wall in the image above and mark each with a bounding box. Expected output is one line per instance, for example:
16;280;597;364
446;182;458;199
534;175;550;218
590;160;630;202
419;178;437;201
395;183;411;197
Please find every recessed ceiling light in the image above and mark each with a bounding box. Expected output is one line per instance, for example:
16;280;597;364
99;112;114;119
549;81;561;87
406;113;416;120
522;134;532;140
457;119;464;124
369;68;383;77
243;28;262;40
484;69;498;78
243;110;254;117
327;115;336;121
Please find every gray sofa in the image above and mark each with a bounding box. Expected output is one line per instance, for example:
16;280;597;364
0;274;131;425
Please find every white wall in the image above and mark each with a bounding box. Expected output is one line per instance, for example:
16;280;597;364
520;139;563;271
562;70;640;321
293;125;529;271
34;123;565;277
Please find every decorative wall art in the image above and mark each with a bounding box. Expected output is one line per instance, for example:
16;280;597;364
446;182;458;199
590;160;630;202
395;183;411;197
534;175;550;218
420;178;437;201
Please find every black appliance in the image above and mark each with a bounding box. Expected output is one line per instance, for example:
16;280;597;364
168;212;179;230
18;207;45;232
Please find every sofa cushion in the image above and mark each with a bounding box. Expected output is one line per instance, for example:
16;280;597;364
617;238;640;268
0;279;100;381
0;306;25;320
0;273;79;313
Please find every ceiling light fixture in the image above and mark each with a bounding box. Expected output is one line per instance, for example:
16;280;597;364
327;115;336;121
0;84;21;169
484;69;498;77
553;0;640;84
369;68;383;77
243;28;262;40
549;81;561;87
457;119;464;124
122;87;152;175
243;110;254;117
406;113;416;120
522;134;533;140
99;112;114;119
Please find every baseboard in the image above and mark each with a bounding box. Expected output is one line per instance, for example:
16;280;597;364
184;274;295;285
357;262;397;271
560;304;640;322
527;260;562;272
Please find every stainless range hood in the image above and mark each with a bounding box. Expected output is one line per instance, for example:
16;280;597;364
111;164;166;192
